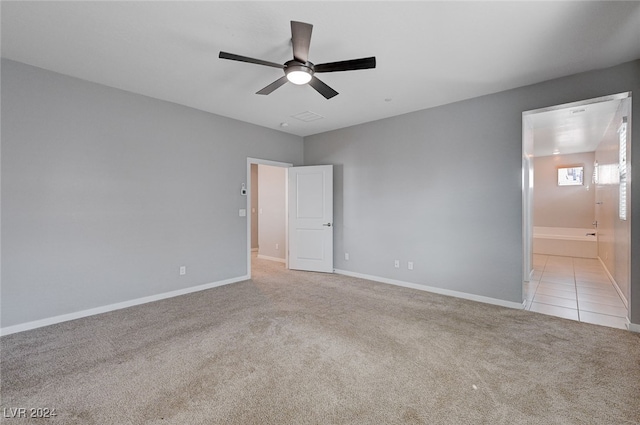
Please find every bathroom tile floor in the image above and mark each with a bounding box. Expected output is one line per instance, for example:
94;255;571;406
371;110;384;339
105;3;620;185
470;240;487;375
524;254;629;330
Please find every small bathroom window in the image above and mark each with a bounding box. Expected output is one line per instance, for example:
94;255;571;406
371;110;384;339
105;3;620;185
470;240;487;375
557;166;584;186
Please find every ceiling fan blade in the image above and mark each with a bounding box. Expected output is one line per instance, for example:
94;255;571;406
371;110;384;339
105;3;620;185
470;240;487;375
314;57;376;73
291;21;313;63
219;51;283;69
308;76;338;99
256;76;289;95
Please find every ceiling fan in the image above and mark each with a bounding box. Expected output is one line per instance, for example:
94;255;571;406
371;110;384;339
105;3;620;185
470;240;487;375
219;21;376;99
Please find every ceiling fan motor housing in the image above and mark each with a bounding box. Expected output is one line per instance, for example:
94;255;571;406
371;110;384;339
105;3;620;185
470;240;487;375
284;60;314;85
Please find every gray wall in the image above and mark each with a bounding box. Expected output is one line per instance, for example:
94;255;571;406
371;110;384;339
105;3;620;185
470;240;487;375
1;59;303;328
257;164;286;261
533;152;596;229
304;60;640;323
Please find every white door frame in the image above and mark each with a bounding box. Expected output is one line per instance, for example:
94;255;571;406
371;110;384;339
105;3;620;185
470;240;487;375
522;116;534;284
246;157;292;278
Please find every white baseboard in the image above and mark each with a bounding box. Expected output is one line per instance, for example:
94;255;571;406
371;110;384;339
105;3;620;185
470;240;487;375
627;322;640;333
257;254;286;263
0;275;249;336
334;269;526;310
598;256;628;308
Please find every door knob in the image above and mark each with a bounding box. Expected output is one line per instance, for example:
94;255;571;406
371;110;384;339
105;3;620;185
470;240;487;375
322;223;332;227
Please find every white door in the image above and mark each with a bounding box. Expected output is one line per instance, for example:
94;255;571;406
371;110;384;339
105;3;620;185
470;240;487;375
288;165;333;273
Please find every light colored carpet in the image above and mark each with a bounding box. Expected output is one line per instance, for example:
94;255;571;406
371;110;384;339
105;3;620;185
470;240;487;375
1;256;639;424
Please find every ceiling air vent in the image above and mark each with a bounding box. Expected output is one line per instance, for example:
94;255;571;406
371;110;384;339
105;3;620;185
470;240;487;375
291;111;325;122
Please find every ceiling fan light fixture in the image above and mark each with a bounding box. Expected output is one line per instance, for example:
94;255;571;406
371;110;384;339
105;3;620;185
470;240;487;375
285;64;313;85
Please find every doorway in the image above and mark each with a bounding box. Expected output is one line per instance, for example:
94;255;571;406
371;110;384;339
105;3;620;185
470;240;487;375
522;92;632;329
246;158;292;278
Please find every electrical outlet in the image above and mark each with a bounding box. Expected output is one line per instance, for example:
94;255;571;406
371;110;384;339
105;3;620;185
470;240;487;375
408;261;414;270
345;253;350;260
275;243;279;250
394;260;400;268
179;266;186;276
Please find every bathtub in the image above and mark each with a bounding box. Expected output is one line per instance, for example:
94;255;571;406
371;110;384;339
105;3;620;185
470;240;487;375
533;226;597;258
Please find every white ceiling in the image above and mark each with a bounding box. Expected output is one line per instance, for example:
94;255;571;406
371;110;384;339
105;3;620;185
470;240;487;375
530;96;625;157
2;1;640;137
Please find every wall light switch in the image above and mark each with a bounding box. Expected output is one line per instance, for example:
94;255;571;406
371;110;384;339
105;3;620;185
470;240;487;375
408;261;414;270
239;209;246;217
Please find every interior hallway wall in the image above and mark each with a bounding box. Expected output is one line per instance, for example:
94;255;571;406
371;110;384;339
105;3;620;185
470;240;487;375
533;152;596;229
304;59;640;325
1;59;303;329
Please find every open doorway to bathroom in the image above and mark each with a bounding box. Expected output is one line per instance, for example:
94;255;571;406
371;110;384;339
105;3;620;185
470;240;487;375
522;92;632;330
